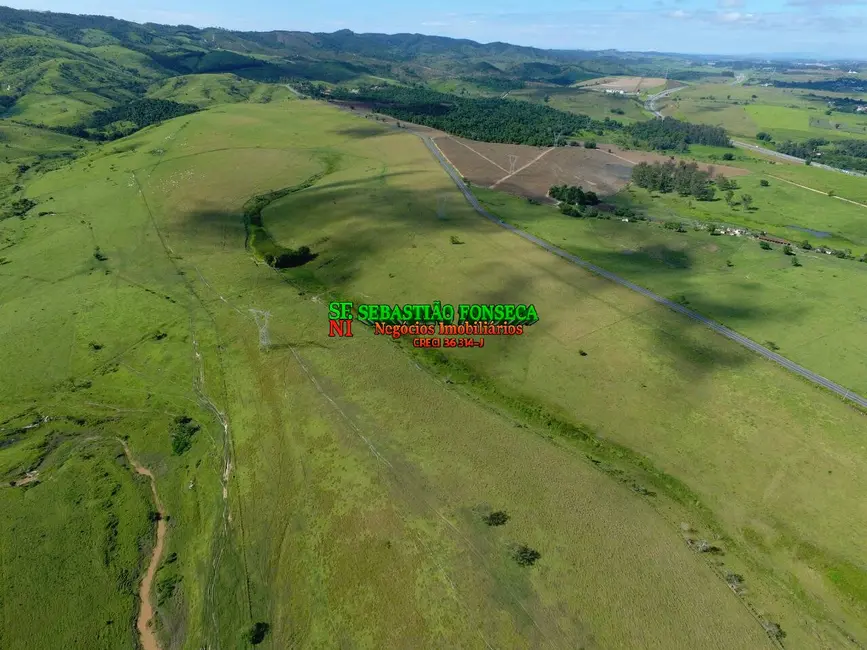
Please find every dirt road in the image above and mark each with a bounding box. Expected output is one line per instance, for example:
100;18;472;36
120;439;165;650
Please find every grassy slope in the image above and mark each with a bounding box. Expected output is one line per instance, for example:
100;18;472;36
1;99;780;649
260;103;867;648
0;35;165;127
145;73;291;107
0;434;153;650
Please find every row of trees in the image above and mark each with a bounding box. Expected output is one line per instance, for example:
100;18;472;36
630;160;716;200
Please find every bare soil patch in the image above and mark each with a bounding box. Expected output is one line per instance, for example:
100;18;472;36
432;135;749;201
578;76;668;92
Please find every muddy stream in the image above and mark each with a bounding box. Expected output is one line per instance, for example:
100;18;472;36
120;439;165;650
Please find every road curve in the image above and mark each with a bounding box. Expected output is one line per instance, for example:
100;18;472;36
415;133;867;411
645;86;685;118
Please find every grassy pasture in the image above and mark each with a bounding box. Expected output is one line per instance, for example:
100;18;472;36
621;170;867;250
663;83;867;142
509;86;652;123
0;434;153;650
474;186;867;395
258;102;867;648
2;99;782;649
3;94;867;649
146;74;295;107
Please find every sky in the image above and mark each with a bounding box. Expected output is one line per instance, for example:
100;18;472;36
7;0;867;58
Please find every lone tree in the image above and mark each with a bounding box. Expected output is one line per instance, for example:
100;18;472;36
724;190;735;207
741;194;754;210
484;511;510;526
246;622;270;645
760;179;770;187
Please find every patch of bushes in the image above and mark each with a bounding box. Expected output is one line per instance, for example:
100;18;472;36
449;235;464;245
759;241;772;250
267;246;317;268
245;622;271;645
549;184;599;207
170;415;200;455
514;545;541;566
484;511;510;526
93;247;108;261
156;573;181;606
4;197;37;218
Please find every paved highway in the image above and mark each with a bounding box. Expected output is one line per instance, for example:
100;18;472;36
416;133;867;410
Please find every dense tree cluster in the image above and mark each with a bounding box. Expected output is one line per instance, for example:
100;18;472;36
549;184;599;206
776;137;867;172
804;93;867;115
630;160;716;200
89;98;198;130
628;117;731;152
47;99;198;141
775;138;828;159
771;77;867;93
325;85;617;145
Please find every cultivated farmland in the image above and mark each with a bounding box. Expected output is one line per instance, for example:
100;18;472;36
432;134;748;199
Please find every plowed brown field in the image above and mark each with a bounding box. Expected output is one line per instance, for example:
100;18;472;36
432;135;748;201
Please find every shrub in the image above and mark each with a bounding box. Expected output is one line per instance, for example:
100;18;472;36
801;240;812;250
792;255;802;267
759;241;772;250
170;416;200;455
514;545;541;566
583;140;597;149
783;244;794;255
484;511;510;526
722;152;735;161
449;235;464;245
760;179;770;187
93;247;108;261
246;622;271;645
273;246;316;268
762;621;785;641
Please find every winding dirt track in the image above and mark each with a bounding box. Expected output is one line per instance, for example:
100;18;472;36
120;439;165;650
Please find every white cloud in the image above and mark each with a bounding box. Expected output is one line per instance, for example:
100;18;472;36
667;9;690;18
718;0;744;7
